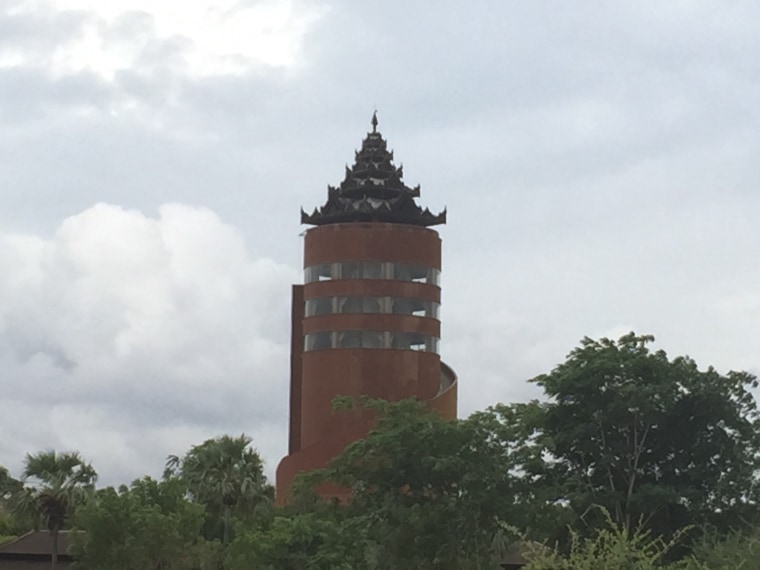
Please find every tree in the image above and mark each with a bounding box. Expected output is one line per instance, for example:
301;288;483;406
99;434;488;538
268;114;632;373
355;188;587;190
9;451;97;570
0;466;32;541
492;333;760;543
0;466;15;534
0;465;11;496
298;398;517;569
72;477;221;570
0;467;16;542
226;505;362;570
0;465;20;511
165;434;272;544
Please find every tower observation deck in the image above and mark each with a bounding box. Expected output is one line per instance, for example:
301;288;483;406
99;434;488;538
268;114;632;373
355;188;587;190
275;115;458;502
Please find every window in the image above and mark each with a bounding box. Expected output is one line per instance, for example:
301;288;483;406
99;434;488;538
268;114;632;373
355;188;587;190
410;300;426;317
389;332;438;352
305;262;440;286
305;263;332;282
362;262;384;279
361;331;383;348
303;331;440;353
339;297;363;313
305;296;440;319
338;331;361;348
340;261;362;279
305;297;333;317
391;298;413;315
362;297;382;313
304;332;332;351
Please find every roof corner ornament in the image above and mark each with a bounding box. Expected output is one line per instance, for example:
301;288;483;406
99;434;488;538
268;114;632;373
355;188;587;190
371;110;378;133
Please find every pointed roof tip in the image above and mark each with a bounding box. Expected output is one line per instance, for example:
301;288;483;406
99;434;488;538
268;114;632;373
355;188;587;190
301;112;446;227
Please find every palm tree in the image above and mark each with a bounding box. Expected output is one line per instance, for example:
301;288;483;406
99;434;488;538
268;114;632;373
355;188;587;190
166;434;271;544
9;451;97;570
0;465;17;501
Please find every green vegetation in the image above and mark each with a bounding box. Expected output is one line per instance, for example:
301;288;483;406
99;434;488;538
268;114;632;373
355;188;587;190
5;451;97;570
1;332;759;568
522;508;690;570
71;477;221;569
165;434;273;545
487;333;760;547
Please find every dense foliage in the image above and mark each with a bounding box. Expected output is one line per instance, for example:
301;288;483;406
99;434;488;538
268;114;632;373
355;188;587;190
5;451;97;569
273;398;517;569
71;477;221;569
1;332;760;569
487;333;760;546
165;434;273;544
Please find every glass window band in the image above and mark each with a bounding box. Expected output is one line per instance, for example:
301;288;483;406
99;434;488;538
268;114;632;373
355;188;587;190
305;296;440;319
304;331;439;353
305;261;440;286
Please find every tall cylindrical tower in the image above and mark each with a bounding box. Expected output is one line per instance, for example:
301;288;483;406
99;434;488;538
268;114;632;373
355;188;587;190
276;115;457;502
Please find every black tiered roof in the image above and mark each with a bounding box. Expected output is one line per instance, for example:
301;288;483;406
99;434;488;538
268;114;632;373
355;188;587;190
301;113;446;227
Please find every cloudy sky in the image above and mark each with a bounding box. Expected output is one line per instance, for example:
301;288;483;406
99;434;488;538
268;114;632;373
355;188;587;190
1;0;759;486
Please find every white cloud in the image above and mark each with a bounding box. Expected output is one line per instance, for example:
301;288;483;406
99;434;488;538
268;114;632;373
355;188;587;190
1;0;324;78
0;203;298;484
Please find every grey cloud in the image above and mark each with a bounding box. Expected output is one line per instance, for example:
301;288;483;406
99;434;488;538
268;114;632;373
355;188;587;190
0;204;296;484
0;67;113;123
1;1;760;485
0;4;90;49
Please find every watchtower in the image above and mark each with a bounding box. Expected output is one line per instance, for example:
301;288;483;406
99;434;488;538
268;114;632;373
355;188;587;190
276;115;457;501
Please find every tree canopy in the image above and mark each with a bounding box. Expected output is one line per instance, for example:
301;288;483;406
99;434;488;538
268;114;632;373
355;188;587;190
488;333;760;542
310;397;515;569
8;451;97;570
71;477;221;570
4;332;760;569
165;434;273;544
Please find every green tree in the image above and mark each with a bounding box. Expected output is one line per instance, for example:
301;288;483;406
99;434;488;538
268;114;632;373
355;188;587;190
227;504;362;570
72;477;220;570
492;333;760;543
0;465;11;495
0;466;15;538
299;398;516;569
0;466;32;540
9;451;97;570
165;434;272;545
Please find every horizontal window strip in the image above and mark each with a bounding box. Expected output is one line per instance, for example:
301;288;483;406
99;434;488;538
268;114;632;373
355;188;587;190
304;331;439;353
305;261;440;286
305;296;440;319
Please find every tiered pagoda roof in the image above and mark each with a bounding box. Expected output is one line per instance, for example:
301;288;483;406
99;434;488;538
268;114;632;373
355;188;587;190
301;113;446;227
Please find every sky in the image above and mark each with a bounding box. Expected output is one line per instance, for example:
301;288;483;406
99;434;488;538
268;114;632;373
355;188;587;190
1;0;759;486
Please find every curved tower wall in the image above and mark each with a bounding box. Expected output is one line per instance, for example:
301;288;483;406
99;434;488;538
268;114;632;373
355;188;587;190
300;222;443;449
